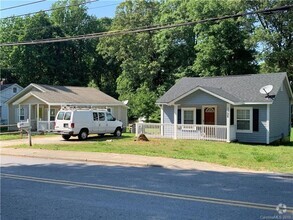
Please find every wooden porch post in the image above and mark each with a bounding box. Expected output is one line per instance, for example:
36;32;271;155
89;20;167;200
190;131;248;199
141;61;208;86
174;105;178;139
226;103;231;142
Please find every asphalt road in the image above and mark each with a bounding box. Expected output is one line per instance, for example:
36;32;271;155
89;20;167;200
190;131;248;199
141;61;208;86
1;156;292;220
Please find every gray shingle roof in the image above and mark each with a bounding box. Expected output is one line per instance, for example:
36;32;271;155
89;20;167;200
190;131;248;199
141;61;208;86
5;84;124;106
156;73;290;104
29;84;123;105
0;84;14;91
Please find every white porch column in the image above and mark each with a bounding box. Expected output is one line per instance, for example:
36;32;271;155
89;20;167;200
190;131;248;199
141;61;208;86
160;105;164;136
28;104;32;131
18;104;21;122
28;104;31;121
174;105;178;139
37;104;40;131
48;105;51;131
226;103;231;142
266;104;270;144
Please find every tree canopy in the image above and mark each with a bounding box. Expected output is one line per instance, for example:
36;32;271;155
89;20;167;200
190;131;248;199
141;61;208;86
0;0;292;120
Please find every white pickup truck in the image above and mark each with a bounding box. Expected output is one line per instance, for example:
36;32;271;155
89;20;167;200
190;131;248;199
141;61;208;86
54;109;123;140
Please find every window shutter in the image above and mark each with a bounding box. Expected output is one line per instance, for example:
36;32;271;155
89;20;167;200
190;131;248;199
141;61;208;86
230;108;234;125
253;109;259;132
196;109;201;124
177;109;181;124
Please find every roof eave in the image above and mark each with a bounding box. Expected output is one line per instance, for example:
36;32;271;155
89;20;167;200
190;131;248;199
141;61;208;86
49;103;127;107
167;87;236;105
12;92;49;105
6;84;41;104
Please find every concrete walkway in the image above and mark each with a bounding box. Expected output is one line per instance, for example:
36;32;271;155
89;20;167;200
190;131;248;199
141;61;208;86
0;136;279;174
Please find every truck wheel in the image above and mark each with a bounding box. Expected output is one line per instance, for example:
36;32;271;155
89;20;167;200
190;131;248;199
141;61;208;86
114;128;122;137
62;134;71;140
78;129;88;140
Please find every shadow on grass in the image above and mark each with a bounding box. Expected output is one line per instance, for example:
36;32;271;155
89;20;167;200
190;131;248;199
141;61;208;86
63;134;134;142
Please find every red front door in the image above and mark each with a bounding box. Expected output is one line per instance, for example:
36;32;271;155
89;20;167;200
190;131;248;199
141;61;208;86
204;107;215;125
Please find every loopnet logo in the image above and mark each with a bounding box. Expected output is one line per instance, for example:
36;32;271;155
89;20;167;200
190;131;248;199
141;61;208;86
276;203;287;215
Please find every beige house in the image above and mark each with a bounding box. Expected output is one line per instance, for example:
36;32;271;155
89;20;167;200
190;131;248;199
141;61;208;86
6;84;128;131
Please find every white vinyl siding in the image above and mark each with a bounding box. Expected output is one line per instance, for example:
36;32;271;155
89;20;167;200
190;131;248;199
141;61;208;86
235;107;252;133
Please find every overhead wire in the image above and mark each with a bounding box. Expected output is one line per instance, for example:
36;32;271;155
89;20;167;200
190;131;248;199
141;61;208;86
0;0;46;11
1;2;120;35
0;4;292;47
1;0;99;19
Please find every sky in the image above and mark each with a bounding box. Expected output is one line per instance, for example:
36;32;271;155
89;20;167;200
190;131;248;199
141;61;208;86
0;0;123;19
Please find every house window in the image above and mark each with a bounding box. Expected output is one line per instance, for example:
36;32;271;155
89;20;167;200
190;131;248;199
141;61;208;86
181;108;196;124
13;87;17;93
20;108;25;121
50;109;56;121
235;108;252;133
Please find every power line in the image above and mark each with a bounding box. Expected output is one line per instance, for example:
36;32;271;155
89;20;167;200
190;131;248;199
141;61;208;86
0;0;46;11
1;3;120;36
1;4;292;47
1;0;99;20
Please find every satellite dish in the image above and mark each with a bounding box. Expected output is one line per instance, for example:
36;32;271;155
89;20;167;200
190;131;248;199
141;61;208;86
259;85;273;95
122;100;129;105
259;85;275;99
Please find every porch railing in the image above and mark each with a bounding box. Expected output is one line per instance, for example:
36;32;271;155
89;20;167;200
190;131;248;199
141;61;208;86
38;121;55;131
136;123;228;142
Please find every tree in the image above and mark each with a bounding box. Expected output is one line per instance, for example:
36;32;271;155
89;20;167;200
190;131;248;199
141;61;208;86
245;0;292;79
8;12;67;86
189;0;258;76
98;0;162;119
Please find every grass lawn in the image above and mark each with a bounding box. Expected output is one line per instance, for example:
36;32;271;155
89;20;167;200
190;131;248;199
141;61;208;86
0;133;24;140
6;132;293;173
0;132;55;141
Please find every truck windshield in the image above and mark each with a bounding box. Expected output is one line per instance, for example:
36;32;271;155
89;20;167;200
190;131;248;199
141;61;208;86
57;112;65;120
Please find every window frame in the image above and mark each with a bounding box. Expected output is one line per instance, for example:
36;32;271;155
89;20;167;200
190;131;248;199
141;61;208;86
181;108;196;125
19;107;25;121
234;107;253;133
50;109;56;121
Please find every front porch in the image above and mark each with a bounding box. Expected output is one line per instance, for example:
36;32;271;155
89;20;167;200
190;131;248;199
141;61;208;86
136;123;236;142
18;103;60;132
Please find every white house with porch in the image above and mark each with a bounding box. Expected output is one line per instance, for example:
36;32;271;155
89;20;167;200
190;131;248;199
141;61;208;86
137;73;292;144
6;84;128;131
